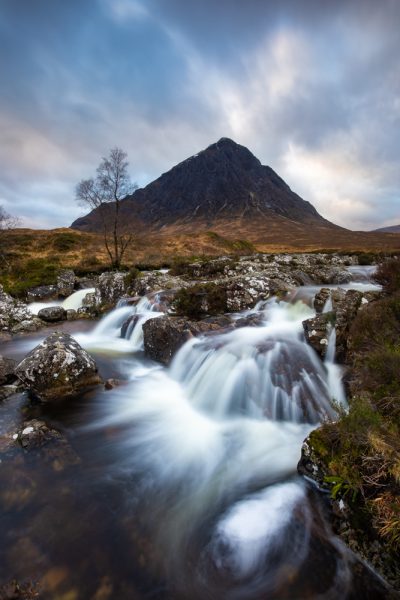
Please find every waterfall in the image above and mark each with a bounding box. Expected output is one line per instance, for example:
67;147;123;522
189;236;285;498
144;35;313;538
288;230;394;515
77;294;164;353
171;300;337;424
27;287;95;314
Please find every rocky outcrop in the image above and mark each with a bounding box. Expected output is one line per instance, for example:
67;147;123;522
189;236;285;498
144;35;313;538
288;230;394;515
0;285;43;334
95;272;128;306
15;332;102;401
304;288;380;361
143;316;228;365
56;269;76;297
127;272;190;297
37;306;67;322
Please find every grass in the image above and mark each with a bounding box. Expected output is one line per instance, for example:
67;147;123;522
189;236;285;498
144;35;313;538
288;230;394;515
311;258;400;556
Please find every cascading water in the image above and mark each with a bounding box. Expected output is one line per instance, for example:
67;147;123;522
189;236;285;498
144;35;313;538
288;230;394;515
76;294;164;353
86;294;358;598
27;287;95;314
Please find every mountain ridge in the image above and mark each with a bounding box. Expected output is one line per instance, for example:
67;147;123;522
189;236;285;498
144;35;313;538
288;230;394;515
71;137;340;234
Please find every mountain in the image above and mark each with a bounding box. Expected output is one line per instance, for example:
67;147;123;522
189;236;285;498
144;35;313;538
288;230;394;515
373;225;400;234
71;138;337;235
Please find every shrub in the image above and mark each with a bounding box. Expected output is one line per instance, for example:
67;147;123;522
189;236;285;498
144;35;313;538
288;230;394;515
174;283;228;319
358;252;376;265
374;258;400;294
52;232;81;252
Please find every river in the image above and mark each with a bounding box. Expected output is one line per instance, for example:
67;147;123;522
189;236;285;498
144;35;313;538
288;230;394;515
0;267;390;599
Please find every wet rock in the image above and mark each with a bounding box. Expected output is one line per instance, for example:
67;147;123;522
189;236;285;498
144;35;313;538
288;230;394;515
0;355;17;385
95;272;128;306
76;307;92;319
302;313;333;358
226;276;270;311
297;431;330;489
128;272;190;297
37;306;67;322
120;314;141;339
65;309;77;321
0;579;40;599
104;378;120;390
235;313;265;328
82;291;96;308
26;284;58;302
314;288;332;313
143;316;226;365
15;331;102;401
56;269;76;298
0;286;43;334
0;384;20;401
77;276;97;290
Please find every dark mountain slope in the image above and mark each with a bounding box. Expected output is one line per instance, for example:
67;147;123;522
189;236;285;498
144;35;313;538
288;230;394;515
71;137;340;233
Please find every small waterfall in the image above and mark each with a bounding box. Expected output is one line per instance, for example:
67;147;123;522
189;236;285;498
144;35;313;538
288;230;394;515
27;287;95;314
77;294;164;353
171;300;337;424
62;288;95;310
324;324;346;408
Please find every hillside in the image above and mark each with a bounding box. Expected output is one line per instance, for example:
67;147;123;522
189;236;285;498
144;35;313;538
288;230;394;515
373;225;400;233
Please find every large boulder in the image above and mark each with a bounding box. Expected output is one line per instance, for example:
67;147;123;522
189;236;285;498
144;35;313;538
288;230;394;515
15;332;102;401
143;316;227;365
37;306;67;322
56;269;76;297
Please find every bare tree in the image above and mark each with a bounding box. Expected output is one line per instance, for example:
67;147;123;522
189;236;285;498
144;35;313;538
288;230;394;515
76;148;137;269
0;205;20;269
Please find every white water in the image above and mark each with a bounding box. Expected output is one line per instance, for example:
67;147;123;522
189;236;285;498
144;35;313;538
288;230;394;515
83;288;355;597
28;287;95;314
10;267;380;597
76;295;164;354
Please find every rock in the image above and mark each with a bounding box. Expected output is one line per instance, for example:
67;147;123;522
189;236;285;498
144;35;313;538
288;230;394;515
65;309;77;321
128;272;190;297
143;316;226;365
0;355;17;385
26;284;58;302
77;277;97;290
15;332;102;401
37;306;67;322
76;307;92;319
104;378;120;390
82;292;96;308
0;579;40;599
95;272;128;306
226;276;270;311
302;313;333;358
56;269;76;297
11;419;81;470
0;384;20;401
297;431;330;489
0;285;43;334
314;288;332;313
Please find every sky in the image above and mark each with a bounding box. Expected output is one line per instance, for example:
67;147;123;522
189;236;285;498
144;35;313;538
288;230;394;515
0;0;399;231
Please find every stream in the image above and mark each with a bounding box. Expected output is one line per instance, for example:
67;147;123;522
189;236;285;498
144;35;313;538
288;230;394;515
0;267;390;599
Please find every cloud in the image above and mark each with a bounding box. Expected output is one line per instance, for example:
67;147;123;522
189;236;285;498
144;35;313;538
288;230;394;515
0;0;398;229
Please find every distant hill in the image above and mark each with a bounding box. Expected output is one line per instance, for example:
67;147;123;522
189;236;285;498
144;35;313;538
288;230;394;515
373;225;400;233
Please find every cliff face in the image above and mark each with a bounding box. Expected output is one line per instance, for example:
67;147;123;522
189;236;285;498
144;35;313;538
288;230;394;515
71;138;338;233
